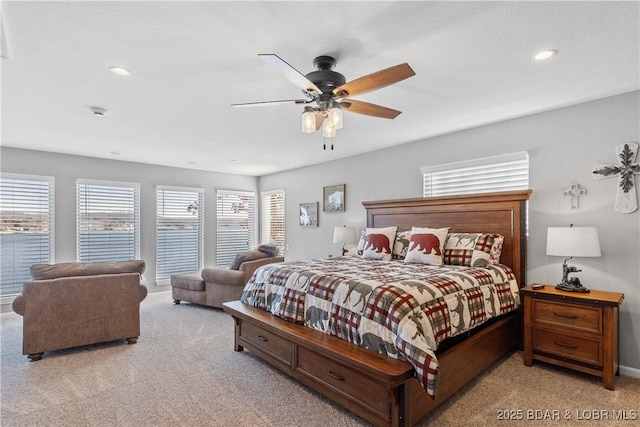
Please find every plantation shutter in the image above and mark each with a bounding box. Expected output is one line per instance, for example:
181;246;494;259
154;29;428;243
76;179;140;262
0;174;55;297
261;190;285;255
216;190;256;268
422;152;529;197
156;186;204;285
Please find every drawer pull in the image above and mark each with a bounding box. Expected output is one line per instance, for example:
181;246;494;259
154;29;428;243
553;312;578;319
256;335;269;342
327;371;345;381
554;341;578;349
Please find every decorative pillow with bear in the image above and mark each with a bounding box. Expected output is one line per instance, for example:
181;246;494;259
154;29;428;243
392;230;412;260
361;226;398;261
443;233;503;267
404;227;449;266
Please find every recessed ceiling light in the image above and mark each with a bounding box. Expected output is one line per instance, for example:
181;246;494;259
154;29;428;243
533;49;558;61
109;66;131;76
90;106;107;117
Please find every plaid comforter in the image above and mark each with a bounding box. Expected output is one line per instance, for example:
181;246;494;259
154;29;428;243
240;256;520;398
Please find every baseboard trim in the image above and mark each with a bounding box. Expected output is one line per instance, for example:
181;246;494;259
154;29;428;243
620;364;640;378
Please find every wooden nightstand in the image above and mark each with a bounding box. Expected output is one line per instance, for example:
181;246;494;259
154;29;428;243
521;284;624;390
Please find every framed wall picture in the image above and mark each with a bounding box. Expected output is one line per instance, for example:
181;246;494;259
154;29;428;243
299;202;318;227
323;184;345;212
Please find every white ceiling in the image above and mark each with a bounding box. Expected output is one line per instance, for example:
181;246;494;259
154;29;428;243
1;1;638;176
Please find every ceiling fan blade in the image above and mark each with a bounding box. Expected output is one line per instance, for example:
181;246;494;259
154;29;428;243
259;54;323;95
340;99;401;119
333;63;415;98
231;99;308;108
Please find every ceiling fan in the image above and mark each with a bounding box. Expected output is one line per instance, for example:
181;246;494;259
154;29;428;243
231;54;415;149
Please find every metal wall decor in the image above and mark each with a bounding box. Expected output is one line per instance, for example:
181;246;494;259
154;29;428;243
592;142;640;213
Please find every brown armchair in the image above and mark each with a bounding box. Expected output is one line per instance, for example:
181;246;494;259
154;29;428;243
172;256;284;308
171;245;283;308
12;260;147;361
202;256;284;307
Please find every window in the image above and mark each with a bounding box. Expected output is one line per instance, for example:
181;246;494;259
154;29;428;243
156;186;204;285
216;190;256;268
0;173;55;298
77;179;140;262
261;190;285;255
422;152;529;197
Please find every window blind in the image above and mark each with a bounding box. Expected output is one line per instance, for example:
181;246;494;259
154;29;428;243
0;174;55;298
422;152;529;197
156;186;204;285
77;179;140;263
216;190;256;268
261;190;285;255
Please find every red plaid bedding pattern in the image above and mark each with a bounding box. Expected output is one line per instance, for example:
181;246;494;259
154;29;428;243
241;257;520;398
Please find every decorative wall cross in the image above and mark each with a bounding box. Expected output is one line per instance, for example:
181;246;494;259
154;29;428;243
592;142;640;214
563;182;586;209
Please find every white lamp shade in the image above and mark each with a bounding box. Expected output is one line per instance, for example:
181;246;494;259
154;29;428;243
333;226;356;244
546;227;601;257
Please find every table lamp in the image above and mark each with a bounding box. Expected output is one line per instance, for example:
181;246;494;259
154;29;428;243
546;225;601;293
333;226;356;256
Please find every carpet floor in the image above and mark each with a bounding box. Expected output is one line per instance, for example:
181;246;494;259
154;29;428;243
1;292;638;426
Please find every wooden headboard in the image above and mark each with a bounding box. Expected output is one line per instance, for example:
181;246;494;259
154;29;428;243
362;190;532;287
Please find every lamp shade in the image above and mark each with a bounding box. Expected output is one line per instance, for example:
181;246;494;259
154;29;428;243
333;226;356;245
546;227;601;257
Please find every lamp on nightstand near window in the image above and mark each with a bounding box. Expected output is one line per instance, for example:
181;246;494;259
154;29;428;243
333;226;356;256
546;225;601;293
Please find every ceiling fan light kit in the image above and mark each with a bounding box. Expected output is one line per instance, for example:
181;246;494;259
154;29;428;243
327;104;343;129
322;120;336;138
301;106;316;133
233;54;415;148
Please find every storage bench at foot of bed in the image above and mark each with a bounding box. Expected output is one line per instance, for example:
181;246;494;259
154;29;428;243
223;300;520;427
223;300;414;426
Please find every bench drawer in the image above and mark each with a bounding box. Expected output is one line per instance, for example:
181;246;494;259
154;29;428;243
239;321;293;368
296;346;390;420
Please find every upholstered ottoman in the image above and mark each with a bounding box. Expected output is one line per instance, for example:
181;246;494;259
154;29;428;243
171;273;206;305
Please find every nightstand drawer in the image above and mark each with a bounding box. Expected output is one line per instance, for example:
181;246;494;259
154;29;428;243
533;327;601;367
532;300;601;334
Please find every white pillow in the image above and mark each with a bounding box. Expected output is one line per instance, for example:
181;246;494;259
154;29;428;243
404;227;449;266
361;226;398;261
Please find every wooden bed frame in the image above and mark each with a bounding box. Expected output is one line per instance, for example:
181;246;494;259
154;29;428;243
223;190;531;426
